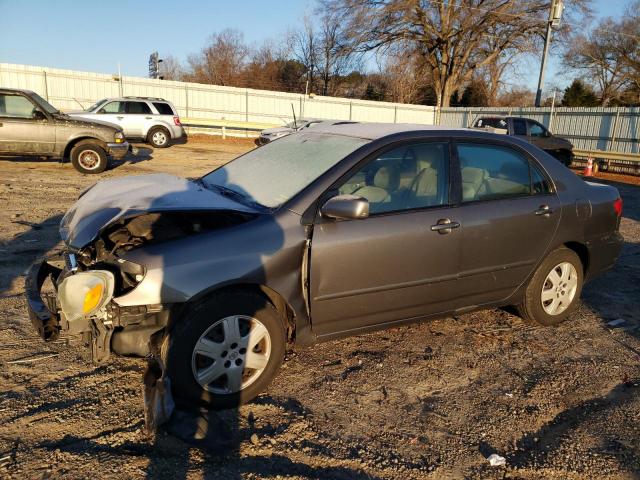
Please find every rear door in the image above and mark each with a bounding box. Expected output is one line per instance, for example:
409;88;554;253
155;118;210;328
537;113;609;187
453;141;560;304
0;92;55;155
309;141;464;337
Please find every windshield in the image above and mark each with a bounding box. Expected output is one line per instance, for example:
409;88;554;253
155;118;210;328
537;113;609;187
29;92;59;114
202;132;369;209
87;98;106;112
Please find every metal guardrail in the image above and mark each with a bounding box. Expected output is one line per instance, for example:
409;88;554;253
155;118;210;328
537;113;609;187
181;117;278;138
572;149;640;175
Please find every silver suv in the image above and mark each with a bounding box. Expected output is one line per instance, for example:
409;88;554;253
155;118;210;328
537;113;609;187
69;97;186;148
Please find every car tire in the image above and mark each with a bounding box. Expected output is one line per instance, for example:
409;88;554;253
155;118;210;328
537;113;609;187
148;126;171;148
70;141;108;174
162;290;286;410
517;247;584;326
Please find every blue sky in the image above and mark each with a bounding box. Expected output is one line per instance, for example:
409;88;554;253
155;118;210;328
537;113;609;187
0;0;631;92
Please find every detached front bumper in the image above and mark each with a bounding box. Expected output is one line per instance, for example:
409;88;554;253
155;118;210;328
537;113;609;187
25;255;64;342
106;141;130;159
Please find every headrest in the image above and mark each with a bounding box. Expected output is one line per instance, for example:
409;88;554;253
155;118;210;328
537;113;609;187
374;166;400;190
462;166;486;184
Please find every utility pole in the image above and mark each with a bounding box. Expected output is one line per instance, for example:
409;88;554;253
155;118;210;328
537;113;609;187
535;0;564;107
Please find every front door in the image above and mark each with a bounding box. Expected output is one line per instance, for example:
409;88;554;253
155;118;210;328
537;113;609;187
309;141;463;337
96;100;126;132
454;141;561;304
120;101;152;137
0;92;55;155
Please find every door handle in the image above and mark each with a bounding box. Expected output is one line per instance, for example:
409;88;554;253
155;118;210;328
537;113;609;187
0;122;3;127
430;218;460;234
145;116;152;119
535;205;553;216
117;116;124;120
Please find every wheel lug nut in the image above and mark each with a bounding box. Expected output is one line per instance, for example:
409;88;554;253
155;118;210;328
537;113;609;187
221;351;228;357
235;359;242;366
224;360;231;368
231;343;238;349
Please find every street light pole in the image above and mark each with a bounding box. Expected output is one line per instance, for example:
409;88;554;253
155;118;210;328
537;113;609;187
535;19;553;107
535;0;564;107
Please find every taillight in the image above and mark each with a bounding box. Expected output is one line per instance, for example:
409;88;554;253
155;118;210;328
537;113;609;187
614;197;623;217
173;116;181;126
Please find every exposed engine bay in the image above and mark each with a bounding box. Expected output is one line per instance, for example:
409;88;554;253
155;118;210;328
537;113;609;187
30;210;257;363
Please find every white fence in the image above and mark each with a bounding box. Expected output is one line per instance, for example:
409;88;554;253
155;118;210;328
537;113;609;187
0;63;437;128
1;63;638;153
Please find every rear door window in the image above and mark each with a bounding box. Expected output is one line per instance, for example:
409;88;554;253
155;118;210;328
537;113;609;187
0;93;36;118
125;101;152;114
457;143;538;202
152;102;175;115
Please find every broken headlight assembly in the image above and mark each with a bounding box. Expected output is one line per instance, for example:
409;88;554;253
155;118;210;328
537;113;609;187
58;270;115;323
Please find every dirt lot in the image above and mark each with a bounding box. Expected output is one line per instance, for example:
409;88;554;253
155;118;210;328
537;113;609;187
1;139;639;479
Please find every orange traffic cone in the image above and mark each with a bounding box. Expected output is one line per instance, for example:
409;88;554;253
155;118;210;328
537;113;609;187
583;156;594;177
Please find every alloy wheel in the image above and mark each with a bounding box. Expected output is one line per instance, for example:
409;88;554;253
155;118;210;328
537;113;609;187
191;315;271;394
541;261;578;315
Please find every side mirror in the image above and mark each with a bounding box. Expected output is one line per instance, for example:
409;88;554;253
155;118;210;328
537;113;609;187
97;108;106;114
32;110;46;120
321;194;369;220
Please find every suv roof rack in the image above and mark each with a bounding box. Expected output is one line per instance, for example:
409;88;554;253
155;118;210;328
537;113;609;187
122;96;167;101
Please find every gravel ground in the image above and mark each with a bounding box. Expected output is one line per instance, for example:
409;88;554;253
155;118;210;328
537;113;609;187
0;139;638;479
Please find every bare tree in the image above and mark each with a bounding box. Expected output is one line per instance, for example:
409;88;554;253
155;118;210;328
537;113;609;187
563;18;628;105
159;55;184;81
289;16;319;94
316;12;357;96
186;29;248;86
617;2;640;97
380;47;430;104
322;0;583;107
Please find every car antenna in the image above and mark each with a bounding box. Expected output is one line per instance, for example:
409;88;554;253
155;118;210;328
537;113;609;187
291;103;297;129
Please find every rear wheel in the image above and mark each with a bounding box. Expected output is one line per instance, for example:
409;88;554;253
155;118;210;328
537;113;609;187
70;141;108;174
148;126;170;148
517;247;583;326
163;291;286;410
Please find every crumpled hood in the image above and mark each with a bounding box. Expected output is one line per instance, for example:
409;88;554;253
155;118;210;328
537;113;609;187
60;173;256;248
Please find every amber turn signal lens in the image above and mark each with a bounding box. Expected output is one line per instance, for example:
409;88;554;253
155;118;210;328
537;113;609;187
83;283;104;313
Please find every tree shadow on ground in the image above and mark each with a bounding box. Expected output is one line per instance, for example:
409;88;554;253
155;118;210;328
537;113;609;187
0;214;62;297
36;395;380;480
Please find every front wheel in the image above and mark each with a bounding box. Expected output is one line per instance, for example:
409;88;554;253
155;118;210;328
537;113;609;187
70;141;108;174
517;247;584;326
163;291;286;410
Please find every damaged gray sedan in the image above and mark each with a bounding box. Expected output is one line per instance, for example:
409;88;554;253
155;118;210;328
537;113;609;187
27;123;623;409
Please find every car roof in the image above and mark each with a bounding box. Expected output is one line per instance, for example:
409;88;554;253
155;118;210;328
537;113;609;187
0;87;34;95
306;122;470;140
101;96;173;103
